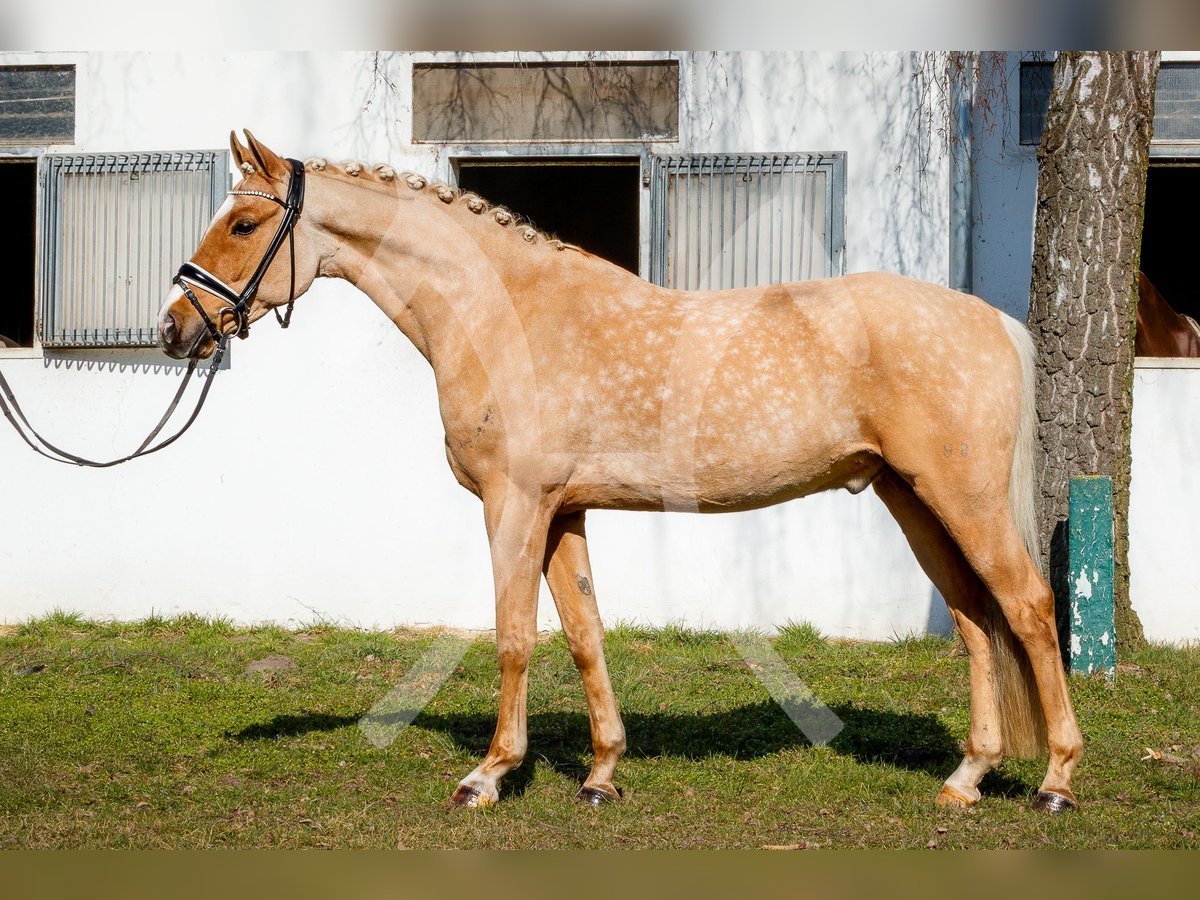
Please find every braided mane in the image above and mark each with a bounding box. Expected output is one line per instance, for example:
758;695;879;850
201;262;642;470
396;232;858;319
304;157;579;252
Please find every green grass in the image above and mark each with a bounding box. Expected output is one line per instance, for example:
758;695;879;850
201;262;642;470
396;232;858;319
1;615;1197;848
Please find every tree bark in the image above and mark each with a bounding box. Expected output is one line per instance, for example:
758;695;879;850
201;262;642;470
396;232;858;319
1027;51;1159;652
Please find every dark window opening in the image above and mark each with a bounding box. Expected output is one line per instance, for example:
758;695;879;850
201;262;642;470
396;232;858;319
0;159;36;348
1141;164;1200;323
1020;60;1054;146
456;158;640;274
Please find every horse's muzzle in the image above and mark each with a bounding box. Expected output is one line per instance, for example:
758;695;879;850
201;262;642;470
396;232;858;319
158;309;214;360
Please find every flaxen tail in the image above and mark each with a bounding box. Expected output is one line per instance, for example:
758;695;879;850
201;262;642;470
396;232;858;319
991;312;1049;758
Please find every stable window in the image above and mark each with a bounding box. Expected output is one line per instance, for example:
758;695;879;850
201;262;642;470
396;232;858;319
0;158;37;347
1140;163;1200;318
36;151;228;348
455;157;640;274
649;153;846;291
1155;62;1200;143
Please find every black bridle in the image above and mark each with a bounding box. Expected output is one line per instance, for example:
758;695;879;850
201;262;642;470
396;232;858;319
0;158;306;468
173;157;306;344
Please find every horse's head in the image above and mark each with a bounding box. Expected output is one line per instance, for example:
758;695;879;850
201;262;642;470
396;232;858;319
158;130;317;359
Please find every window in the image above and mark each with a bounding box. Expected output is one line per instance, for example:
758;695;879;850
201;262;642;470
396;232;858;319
412;60;679;143
1022;60;1200;149
1020;60;1054;146
1140;163;1200;319
0;65;75;146
649;153;846;291
1154;62;1200;143
36;151;229;348
455;157;641;273
0;158;37;347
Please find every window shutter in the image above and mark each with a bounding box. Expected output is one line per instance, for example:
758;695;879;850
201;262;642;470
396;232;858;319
1154;62;1200;143
37;150;229;348
649;153;845;291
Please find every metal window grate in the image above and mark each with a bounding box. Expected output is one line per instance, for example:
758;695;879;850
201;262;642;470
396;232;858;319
649;153;845;291
38;150;229;348
1154;62;1200;142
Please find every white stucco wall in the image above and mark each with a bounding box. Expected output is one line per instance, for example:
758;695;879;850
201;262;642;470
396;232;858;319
1129;362;1200;644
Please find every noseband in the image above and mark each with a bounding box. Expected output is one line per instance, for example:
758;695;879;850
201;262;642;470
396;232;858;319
173;157;306;344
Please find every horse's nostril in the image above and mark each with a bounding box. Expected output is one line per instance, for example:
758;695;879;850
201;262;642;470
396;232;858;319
162;313;178;344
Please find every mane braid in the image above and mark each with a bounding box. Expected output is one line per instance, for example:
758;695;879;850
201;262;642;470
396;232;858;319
304;156;580;253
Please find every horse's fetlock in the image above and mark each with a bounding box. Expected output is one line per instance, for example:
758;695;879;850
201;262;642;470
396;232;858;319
968;739;1003;768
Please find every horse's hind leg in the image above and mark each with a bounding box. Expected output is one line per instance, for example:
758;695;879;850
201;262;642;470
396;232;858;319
908;475;1084;812
542;511;626;804
874;469;1004;807
952;511;1083;811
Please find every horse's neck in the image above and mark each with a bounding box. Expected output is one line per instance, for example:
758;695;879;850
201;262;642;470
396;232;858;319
312;174;535;363
1136;272;1200;357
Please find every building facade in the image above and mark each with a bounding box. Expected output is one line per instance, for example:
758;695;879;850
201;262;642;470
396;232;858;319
1;51;1196;641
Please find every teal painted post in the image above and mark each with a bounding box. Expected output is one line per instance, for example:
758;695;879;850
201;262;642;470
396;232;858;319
1068;475;1116;678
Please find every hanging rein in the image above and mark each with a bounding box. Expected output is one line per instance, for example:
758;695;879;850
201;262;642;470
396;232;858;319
0;158;305;468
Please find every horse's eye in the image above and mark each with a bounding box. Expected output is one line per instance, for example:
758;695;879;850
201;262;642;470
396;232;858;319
232;220;257;236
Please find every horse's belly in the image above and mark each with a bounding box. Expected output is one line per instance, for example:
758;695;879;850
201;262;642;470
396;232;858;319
561;438;883;513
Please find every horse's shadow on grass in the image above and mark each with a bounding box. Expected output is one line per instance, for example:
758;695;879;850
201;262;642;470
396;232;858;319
228;702;1031;800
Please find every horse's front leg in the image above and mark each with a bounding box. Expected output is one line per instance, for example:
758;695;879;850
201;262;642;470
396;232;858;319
542;510;625;805
449;480;558;808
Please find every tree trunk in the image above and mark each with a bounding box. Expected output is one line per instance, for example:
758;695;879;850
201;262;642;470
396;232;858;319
1027;51;1160;652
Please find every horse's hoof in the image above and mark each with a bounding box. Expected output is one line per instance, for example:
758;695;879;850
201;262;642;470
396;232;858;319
935;785;978;808
449;784;495;809
1032;790;1078;814
574;785;621;806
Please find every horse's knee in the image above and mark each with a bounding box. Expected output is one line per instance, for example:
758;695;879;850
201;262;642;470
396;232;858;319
497;643;534;675
567;629;604;671
1007;600;1058;650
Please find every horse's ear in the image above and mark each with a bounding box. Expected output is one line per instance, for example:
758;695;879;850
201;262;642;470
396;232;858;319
229;130;254;176
242;129;289;184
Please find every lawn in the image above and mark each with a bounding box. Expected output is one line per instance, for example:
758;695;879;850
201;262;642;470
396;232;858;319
0;614;1197;849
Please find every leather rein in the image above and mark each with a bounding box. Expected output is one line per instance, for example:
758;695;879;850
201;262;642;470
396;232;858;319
0;158;305;468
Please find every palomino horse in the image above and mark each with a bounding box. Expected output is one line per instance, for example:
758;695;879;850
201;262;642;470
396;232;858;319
159;132;1083;813
1136;271;1200;358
